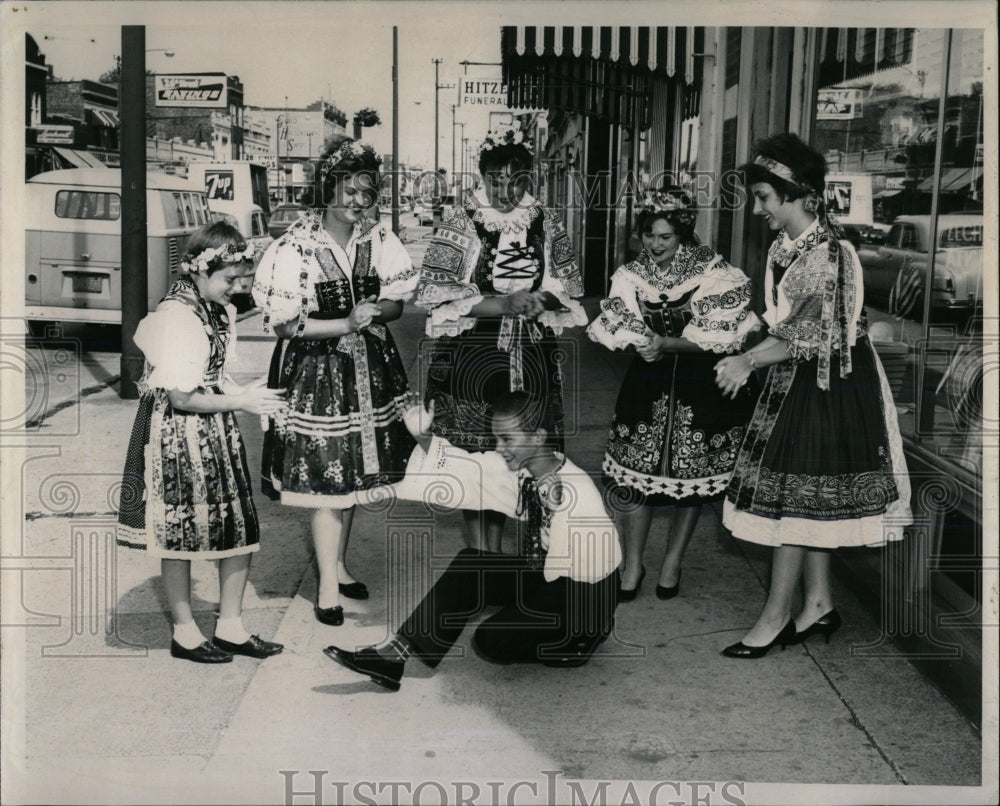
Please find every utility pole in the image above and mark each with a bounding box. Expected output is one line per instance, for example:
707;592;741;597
119;25;147;399
392;27;400;236
432;59;442;173
450;103;459;194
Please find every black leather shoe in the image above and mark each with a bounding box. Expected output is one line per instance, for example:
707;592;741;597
213;634;284;658
721;620;796;659
655;570;681;600
792;609;842;644
323;645;403;691
170;639;233;664
338;581;369;600
618;565;646;603
314;605;345;626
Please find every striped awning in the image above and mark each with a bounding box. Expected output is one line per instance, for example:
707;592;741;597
818;28;915;85
502;26;704;128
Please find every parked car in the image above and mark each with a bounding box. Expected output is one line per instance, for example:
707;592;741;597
268;203;309;239
857;214;983;322
417;195;455;228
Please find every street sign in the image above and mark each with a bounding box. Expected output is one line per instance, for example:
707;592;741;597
35;125;75;144
154;74;228;108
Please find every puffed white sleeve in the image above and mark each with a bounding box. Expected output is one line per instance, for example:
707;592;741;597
681;256;762;353
375;226;420;301
538;207;588;333
134;300;209;392
586;266;651;350
396;437;520;518
251;238;309;334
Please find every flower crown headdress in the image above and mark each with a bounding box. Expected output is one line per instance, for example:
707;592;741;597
320;140;383;176
478;127;533;157
639;188;697;228
181;242;256;275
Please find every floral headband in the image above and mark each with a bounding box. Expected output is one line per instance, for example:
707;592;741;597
639;189;697;228
753;155;816;194
181;242;256;275
478;127;533;157
321;140;382;175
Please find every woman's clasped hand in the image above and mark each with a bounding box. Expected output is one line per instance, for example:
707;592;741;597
714;354;754;399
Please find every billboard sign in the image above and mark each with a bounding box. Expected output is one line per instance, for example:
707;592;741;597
154;74;227;108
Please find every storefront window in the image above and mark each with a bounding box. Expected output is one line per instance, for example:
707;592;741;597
813;28;985;480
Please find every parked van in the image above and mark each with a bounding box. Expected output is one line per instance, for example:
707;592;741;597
24;168;210;329
187;161;272;307
186;161;271;237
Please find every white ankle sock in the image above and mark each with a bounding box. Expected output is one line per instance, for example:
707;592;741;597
173;621;206;650
215;617;251;645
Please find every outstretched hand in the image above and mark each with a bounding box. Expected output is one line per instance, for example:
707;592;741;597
402;396;435;439
240;377;287;415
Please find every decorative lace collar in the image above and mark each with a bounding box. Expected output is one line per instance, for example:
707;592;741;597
778;216;823;253
467;188;540;233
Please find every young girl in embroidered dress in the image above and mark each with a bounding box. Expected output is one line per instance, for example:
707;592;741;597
714;134;912;658
588;188;761;602
252;136;418;627
117;222;287;663
416;127;587;552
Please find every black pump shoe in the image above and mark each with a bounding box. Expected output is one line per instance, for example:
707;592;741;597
338;580;369;600
618;565;646;603
314;604;345;626
721;620;796;659
655;570;681;600
792;609;842;644
324;645;404;691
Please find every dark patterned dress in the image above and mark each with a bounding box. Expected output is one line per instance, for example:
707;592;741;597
723;219;912;547
252;213;418;508
416;189;586;452
588;246;761;504
117;277;259;558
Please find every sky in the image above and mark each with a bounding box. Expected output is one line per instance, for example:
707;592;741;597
8;0;996;167
19;1;527;167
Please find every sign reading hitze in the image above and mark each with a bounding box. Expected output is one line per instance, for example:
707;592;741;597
155;74;228;108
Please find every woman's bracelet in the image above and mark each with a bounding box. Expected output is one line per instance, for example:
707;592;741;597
744;351;759;370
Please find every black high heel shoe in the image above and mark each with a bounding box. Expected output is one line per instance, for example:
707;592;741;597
618;565;646;602
655;569;681;600
792;609;841;644
721;620;796;659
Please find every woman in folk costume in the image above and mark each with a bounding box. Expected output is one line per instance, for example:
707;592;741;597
252;136;418;627
714;133;912;658
416;127;587;552
117;221;287;663
588;188;761;602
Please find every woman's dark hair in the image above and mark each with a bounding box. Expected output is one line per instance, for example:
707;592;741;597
314;134;381;209
739;132;827;201
636;186;699;246
478;143;533;178
183;221;248;275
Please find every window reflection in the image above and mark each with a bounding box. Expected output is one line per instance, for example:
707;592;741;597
813;27;984;479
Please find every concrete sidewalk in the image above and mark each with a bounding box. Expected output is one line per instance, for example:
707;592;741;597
3;301;987;805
